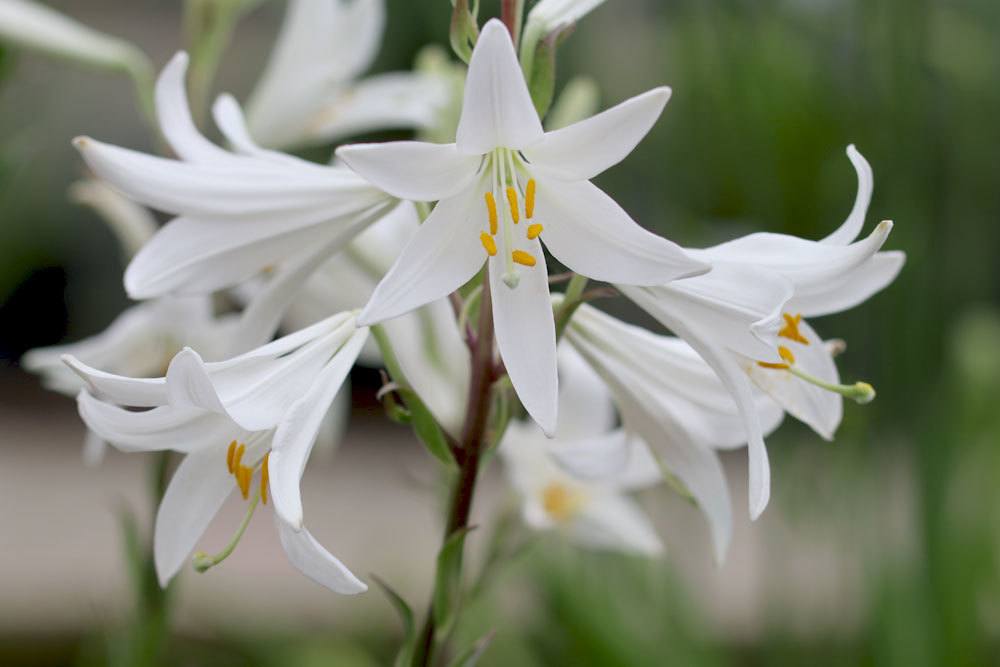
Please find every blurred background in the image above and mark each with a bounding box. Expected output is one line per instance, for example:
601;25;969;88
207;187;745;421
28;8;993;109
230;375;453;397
2;0;999;665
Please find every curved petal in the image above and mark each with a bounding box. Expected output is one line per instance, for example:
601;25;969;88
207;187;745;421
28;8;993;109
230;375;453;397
155;52;232;164
153;445;235;586
269;328;368;529
276;518;367;594
77;391;229;453
570;494;664;556
524;87;671;181
63;355;167;406
787;250;905;318
821;145;874;245
535;179;708;285
489;252;558;436
358;186;485;325
69;178;158;260
556;344;615;439
455;19;543;154
745;319;841;440
82;429;107;467
336;141;481;202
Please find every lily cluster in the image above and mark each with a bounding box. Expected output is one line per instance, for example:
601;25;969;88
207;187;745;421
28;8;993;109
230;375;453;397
11;0;902;602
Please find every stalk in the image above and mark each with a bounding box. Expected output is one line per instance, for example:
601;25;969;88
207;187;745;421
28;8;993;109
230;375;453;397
413;270;498;667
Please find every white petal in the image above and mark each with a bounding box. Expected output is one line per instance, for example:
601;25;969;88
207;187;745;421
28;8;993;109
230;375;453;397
153;445;235;586
821;145;874;245
556;344;615;439
385;300;470;439
455;19;543;154
77;391;232;454
524;87;671;181
82;429;107;467
269;328;368;529
787;251;905;318
527;0;609;31
336;141;481;202
155;53;232;164
619;263;794;362
570;494;664;556
302;71;449;145
211;94;304;166
358;186;485;325
489;253;558;436
63;355;167;407
745;319;842;440
276;518;367;594
535;179;708;285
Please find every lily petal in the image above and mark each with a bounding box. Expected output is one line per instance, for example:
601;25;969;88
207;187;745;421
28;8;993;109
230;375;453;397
524;87;671;181
153;444;236;586
276;518;367;594
336;141;481;202
269;328;369;529
571;494;664;556
156;52;232;164
455;19;543;154
489;253;559;436
535;179;709;285
358;185;485;325
556;344;616;439
821;144;874;245
787;250;905;317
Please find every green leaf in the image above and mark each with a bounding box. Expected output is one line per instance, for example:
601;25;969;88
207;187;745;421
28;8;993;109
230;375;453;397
433;526;476;639
372;575;418;667
447;630;495;667
400;386;457;468
528;24;575;120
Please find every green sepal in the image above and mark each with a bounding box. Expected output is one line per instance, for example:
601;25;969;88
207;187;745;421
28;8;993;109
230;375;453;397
433;526;476;639
372;575;418;667
450;0;480;64
527;24;574;119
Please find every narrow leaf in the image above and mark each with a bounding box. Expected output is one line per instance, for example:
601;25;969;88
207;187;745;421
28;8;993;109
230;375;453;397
433;526;476;638
372;575;418;667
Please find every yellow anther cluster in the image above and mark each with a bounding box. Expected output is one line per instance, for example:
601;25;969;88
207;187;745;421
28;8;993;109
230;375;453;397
481;175;542;271
778;313;810;345
225;440;269;503
542;482;584;522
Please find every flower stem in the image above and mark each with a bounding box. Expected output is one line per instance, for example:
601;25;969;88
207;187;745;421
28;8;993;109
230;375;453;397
554;273;589;339
414;270;497;667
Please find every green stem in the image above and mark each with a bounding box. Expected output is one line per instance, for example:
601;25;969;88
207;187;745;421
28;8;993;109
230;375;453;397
192;494;260;572
554;273;588;339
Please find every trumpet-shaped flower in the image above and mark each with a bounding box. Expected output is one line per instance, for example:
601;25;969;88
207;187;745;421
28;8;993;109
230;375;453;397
337;19;708;434
74;52;397;350
245;0;448;149
499;346;664;556
65;313;369;593
564;303;785;562
619;145;903;518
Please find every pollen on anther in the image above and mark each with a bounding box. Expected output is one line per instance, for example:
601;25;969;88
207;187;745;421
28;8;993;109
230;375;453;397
233;443;245;471
236;467;251;500
260;453;270;505
525;179;536;219
480;232;497;256
758;345;797;370
778;313;810;345
527;223;543;240
512;250;536;267
484;192;498;235
226;440;237;473
506;187;520;224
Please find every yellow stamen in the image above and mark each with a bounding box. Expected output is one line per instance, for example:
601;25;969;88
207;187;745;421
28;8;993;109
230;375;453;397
542;483;583;522
758;345;796;370
260;453;270;505
778;313;810;345
233;443;245;472
480;232;497;256
484;192;498;235
527;223;543;240
525;179;536;219
226;440;237;473
512;250;536;267
506;186;520;224
236;466;251;500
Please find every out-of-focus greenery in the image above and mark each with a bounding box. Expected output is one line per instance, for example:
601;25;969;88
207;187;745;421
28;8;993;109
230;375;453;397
1;0;998;665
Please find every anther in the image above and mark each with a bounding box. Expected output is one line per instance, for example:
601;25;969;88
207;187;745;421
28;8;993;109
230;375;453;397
527;223;543;240
226;440;237;473
260;453;270;505
758;345;796;370
506;187;520;224
525;179;536;219
484;192;498;235
778;313;810;345
512;250;536;267
237;466;251;500
233;443;245;471
480;232;497;256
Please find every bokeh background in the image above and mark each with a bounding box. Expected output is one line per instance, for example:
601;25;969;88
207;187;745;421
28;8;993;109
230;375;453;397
2;0;999;665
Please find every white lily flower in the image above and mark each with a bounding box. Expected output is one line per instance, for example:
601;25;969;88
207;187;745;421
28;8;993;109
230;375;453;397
0;0;150;76
499;346;664;556
564;303;786;562
73;52;397;350
337;19;708;434
65;313;369;593
245;0;449;149
524;0;609;34
618;145;903;518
